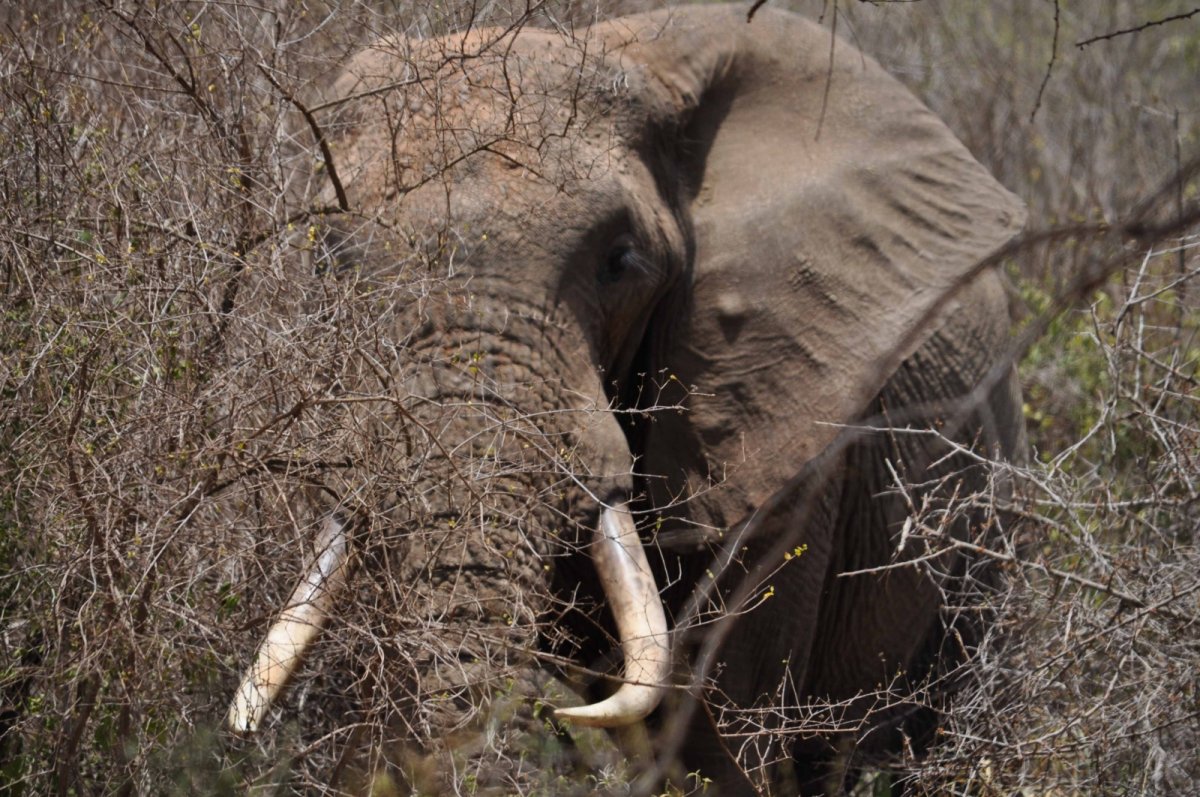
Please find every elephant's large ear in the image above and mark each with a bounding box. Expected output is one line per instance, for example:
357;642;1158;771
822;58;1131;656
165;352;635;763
602;6;1025;518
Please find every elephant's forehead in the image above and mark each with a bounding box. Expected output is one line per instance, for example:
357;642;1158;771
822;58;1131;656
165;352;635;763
326;28;625;216
386;169;576;245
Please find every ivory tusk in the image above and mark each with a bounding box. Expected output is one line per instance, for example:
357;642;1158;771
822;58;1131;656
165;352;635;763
226;515;351;733
555;503;670;728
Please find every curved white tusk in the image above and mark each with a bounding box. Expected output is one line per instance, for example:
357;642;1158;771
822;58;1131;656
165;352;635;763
227;515;351;733
555;503;670;728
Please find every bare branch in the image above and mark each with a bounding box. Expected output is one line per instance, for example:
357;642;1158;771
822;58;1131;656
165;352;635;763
1077;6;1200;48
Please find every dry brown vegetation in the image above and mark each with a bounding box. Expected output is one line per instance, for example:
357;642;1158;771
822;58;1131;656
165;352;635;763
1;1;1197;795
845;3;1200;793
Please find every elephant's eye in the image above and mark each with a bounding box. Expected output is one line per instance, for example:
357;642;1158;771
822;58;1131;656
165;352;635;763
600;240;639;286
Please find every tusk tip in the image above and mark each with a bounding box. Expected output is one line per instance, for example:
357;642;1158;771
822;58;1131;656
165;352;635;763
228;717;258;734
552;685;663;729
553;705;624;729
226;705;259;734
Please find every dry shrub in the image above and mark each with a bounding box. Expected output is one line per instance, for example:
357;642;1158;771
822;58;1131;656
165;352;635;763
1;2;692;793
837;3;1200;793
2;1;1198;795
879;238;1200;796
0;3;624;793
751;4;1200;794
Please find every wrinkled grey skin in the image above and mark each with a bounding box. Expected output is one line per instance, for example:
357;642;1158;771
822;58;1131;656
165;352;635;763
235;5;1026;795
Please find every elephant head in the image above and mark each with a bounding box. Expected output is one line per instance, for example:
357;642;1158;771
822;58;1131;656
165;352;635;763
225;5;1025;793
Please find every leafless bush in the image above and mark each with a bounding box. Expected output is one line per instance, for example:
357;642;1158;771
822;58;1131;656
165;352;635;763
836;5;1200;790
0;3;637;794
683;242;1200;797
878;237;1200;796
2;2;1198;796
0;2;709;793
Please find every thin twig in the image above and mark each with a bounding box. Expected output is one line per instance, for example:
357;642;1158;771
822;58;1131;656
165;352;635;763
1077;6;1200;48
1030;0;1059;122
256;62;350;212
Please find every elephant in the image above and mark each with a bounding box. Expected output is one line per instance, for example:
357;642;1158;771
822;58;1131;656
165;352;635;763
224;4;1026;795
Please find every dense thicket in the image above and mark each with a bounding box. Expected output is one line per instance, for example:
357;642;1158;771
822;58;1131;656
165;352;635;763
1;2;1196;794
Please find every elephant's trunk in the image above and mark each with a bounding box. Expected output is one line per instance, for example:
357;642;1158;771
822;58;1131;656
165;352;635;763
555;503;669;727
225;501;671;733
227;515;351;733
223;255;672;737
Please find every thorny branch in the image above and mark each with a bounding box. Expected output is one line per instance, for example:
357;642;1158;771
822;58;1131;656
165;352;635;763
1077;6;1200;48
1029;0;1060;122
256;63;350;212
